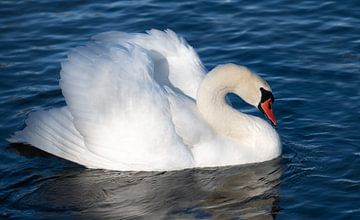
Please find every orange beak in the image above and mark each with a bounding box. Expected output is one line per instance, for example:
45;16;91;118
260;99;277;126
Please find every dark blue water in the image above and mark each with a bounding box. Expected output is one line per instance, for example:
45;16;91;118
1;0;359;219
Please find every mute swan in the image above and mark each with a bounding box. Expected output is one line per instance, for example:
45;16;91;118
8;29;281;171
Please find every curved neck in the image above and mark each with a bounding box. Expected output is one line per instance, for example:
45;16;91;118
197;65;256;140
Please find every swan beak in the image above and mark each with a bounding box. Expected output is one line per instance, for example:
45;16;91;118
259;99;277;126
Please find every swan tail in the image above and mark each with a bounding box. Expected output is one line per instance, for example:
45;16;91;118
7;107;91;166
7;107;158;170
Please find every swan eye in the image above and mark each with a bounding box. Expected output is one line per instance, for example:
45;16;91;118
259;87;274;104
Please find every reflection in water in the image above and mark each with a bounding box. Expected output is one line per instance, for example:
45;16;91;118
14;151;282;219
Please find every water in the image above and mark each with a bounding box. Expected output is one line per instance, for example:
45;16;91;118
1;0;359;219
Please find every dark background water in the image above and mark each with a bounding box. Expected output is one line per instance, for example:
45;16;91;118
1;0;360;219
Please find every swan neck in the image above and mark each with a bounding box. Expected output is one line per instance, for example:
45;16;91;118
197;66;252;139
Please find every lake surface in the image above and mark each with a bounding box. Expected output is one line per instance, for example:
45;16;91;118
1;0;360;219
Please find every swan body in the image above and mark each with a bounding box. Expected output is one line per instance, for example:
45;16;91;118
9;29;281;171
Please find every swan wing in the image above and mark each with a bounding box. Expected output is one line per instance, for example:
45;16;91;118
59;41;193;170
165;88;214;148
93;29;206;99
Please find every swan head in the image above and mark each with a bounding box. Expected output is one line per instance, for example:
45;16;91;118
210;64;277;126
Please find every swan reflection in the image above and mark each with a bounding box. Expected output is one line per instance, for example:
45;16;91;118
18;158;282;219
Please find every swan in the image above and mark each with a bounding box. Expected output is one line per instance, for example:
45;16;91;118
8;29;281;171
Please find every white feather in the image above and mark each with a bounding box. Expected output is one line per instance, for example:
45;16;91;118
93;29;206;99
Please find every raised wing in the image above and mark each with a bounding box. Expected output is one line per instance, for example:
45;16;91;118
93;29;206;99
60;41;193;170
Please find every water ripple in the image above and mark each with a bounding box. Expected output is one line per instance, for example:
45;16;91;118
0;0;359;219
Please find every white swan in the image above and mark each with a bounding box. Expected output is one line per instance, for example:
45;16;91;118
8;29;281;171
